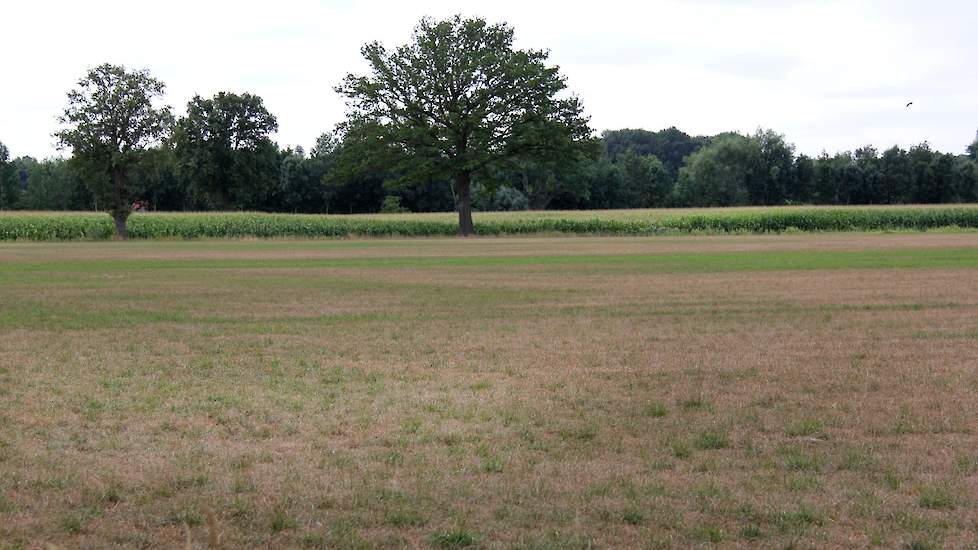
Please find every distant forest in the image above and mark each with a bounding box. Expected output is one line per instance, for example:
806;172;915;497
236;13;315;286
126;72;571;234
3;123;977;214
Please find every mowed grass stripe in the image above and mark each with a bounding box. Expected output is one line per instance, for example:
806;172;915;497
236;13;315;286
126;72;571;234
3;246;978;275
4;301;969;332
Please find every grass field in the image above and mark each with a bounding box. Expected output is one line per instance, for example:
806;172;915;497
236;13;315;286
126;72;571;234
2;234;978;547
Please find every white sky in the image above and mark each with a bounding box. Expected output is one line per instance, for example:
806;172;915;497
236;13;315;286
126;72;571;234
2;0;976;159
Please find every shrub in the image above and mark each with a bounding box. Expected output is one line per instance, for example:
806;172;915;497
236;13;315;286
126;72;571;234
380;196;409;214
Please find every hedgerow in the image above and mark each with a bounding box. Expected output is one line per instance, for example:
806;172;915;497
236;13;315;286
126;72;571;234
1;207;977;241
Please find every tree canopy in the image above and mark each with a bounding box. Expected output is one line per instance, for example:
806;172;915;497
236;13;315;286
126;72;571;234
336;15;593;235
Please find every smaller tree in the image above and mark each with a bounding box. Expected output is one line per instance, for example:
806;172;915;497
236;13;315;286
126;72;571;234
55;64;172;238
968;131;978;161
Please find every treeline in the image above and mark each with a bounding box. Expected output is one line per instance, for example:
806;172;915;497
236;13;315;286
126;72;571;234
3;124;977;214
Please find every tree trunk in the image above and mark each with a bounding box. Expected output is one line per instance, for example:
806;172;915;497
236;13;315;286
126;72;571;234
454;172;475;237
111;168;130;240
113;212;128;240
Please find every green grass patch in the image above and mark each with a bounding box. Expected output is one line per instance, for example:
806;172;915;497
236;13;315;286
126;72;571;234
643;401;668;418
918;486;955;510
694;431;729;450
431;528;479;548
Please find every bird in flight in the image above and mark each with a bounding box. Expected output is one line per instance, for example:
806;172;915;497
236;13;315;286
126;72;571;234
906;101;913;107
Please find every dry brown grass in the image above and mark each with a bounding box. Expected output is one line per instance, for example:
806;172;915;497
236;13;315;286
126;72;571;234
1;234;977;548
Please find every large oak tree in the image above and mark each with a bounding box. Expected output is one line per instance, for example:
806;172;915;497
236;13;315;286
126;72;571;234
336;15;593;236
55;64;172;239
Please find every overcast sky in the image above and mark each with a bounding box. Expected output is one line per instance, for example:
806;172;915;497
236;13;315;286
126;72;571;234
2;0;976;159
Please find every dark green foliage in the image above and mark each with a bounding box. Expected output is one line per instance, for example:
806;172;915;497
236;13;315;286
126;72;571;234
673;129;796;207
174;91;279;210
274;143;335;213
380;195;409;214
472;183;529;211
675;134;754;207
394;177;456;213
584;151;671;209
14;157;93;211
0;141;17;210
132;145;187;211
750;129;796;205
503;153;596;210
324;123;399;214
790;153;815;203
603;127;709;178
580;157;624;209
